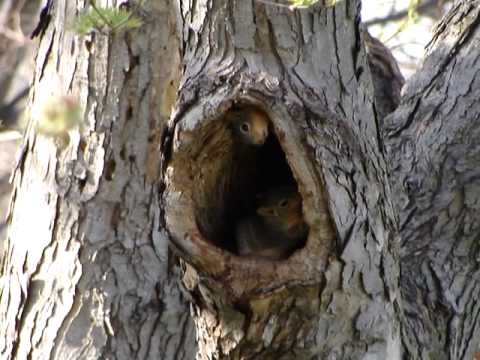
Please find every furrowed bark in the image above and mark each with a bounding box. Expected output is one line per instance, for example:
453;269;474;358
385;1;480;358
7;0;480;358
0;1;196;359
162;0;401;358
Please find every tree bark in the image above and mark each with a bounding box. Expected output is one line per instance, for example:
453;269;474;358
2;0;480;359
385;1;480;359
163;0;401;358
1;1;196;359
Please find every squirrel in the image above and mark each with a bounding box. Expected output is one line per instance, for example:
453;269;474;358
235;187;309;260
220;106;270;216
226;105;269;147
201;106;270;245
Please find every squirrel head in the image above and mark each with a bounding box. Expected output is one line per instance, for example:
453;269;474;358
256;187;307;236
227;106;269;146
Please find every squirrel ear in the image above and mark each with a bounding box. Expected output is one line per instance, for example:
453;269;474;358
257;206;276;217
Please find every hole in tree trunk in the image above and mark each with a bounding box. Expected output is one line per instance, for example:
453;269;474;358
165;99;335;293
191;105;309;260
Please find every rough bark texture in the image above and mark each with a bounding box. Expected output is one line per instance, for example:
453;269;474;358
0;0;41;256
162;0;401;358
0;1;196;359
3;0;480;359
385;1;480;359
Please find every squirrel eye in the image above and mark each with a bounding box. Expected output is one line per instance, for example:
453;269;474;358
240;122;250;133
279;199;289;207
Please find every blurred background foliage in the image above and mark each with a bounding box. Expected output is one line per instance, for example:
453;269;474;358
0;0;42;252
363;0;451;78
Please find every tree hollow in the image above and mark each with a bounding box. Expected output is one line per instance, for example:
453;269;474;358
164;97;336;296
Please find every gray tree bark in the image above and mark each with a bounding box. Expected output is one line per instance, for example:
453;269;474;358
0;1;196;359
164;0;400;358
385;2;480;359
1;0;479;359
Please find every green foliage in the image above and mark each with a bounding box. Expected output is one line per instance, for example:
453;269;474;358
383;0;420;42
289;0;338;8
289;0;317;7
35;96;83;137
406;0;420;22
74;3;142;35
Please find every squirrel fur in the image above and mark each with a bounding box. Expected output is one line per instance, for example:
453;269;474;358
236;187;308;260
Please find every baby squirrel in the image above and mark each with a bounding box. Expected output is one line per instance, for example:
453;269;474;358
226;106;269;146
236;187;309;260
220;106;270;220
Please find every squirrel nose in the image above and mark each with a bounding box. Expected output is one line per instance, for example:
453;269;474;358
261;128;268;143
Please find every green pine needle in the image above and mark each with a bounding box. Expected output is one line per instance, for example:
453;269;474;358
74;6;142;35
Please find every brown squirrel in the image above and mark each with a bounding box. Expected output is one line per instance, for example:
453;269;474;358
202;106;270;245
220;106;270;219
226;106;269;147
235;187;309;260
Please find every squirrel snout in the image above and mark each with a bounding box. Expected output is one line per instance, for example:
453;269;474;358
261;127;268;143
253;121;269;144
253;127;268;145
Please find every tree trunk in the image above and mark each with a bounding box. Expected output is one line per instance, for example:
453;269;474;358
385;1;480;359
1;0;479;359
163;1;401;358
0;1;196;359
